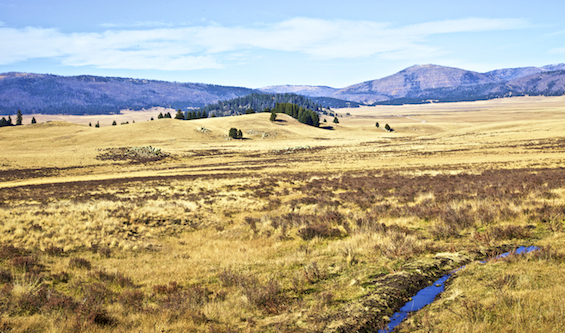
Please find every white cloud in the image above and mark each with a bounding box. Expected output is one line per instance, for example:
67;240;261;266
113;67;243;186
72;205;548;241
0;17;531;70
549;46;565;55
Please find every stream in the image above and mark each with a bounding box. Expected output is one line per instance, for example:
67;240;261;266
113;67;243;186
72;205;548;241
378;246;539;333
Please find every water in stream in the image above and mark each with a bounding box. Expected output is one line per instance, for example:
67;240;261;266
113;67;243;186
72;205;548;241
378;246;539;332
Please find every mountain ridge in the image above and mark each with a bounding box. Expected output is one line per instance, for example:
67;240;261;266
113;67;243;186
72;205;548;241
1;63;564;115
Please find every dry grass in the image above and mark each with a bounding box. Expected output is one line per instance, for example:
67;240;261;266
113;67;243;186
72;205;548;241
1;96;565;331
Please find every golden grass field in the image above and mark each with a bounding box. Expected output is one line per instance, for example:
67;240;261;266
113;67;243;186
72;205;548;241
0;95;564;332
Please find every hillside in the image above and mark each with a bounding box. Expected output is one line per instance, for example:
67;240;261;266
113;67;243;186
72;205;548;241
0;72;255;115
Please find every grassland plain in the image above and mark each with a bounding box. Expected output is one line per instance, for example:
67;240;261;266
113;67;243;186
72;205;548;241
0;96;564;332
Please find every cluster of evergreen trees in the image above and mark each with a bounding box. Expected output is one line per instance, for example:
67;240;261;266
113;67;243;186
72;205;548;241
269;103;320;127
0;110;26;127
198;93;323;117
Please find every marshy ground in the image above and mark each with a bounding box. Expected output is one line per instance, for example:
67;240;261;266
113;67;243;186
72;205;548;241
1;96;565;332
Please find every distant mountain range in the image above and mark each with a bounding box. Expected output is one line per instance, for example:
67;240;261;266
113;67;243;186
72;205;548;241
260;64;565;104
1;63;565;115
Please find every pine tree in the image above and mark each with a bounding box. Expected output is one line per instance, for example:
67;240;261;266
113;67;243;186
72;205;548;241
237;129;243;139
7;116;12;126
385;124;391;131
16;110;22;126
201;110;207;118
270;112;277;122
0;117;7;127
158;113;164;119
333;116;339;124
112;120;117;126
89;122;92;126
376;122;379;128
175;109;184;120
31;117;37;124
228;128;238;139
95;121;100;128
150;117;154;121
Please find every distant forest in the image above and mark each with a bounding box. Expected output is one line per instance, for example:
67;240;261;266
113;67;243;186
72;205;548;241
197;93;330;116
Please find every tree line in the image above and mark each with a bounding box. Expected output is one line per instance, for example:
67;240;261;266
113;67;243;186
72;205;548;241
197;93;323;117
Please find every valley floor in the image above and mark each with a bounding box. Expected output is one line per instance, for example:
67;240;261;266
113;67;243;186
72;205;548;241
0;96;564;332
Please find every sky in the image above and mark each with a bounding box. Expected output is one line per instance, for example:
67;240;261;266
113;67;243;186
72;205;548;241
0;0;564;88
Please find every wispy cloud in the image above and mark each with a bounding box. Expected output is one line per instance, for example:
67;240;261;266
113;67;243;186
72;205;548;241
0;17;530;70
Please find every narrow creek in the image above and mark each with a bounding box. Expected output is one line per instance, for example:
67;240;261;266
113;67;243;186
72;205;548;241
378;246;539;333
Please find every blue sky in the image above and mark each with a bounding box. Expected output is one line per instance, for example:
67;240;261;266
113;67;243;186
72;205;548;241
0;0;564;88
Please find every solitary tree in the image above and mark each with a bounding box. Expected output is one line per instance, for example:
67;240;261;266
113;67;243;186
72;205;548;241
228;128;238;139
112;120;117;126
333;116;339;124
270;112;277;122
323;118;327;122
16;110;22;126
31;117;37;124
88;122;91;127
385;123;391;131
95;121;100;128
376;122;379;128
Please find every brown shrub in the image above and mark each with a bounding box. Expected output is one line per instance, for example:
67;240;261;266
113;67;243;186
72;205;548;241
88;269;134;288
152;281;180;295
303;262;325;284
118;290;145;312
0;269;12;283
242;279;285;314
297;224;341;240
11;256;43;275
68;257;92;270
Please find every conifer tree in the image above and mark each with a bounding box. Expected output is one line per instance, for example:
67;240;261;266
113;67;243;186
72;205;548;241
95;121;100;128
376;122;379;128
89;122;91;126
175;109;184;120
270;112;277;122
237;129;243;139
16;110;22;126
228;128;238;139
7;116;12;126
158;113;164;119
112;120;117;126
31;117;37;124
333;116;339;124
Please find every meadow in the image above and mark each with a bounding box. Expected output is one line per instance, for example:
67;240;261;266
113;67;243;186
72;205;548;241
0;96;564;332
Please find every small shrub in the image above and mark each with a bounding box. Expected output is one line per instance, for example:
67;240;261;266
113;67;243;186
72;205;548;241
152;281;179;295
50;271;71;284
217;269;248;288
11;256;43;274
297;223;341;240
68;257;92;270
243;279;284;314
0;269;12;283
97;247;112;258
303;261;325;284
118;290;145;312
84;306;116;327
44;246;65;256
43;292;79;313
